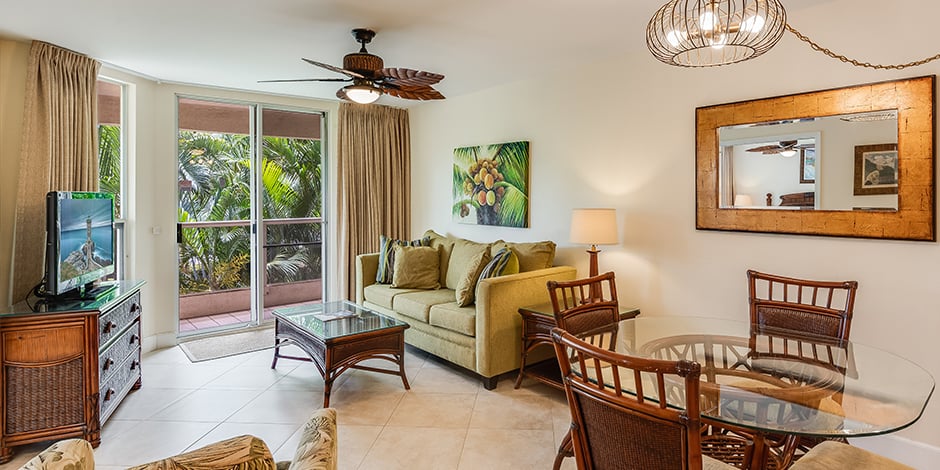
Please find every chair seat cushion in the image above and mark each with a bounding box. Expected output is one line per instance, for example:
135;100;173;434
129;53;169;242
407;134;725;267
703;455;739;470
790;441;914;469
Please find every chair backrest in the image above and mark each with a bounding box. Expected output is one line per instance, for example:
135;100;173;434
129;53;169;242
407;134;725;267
552;328;705;470
548;272;619;336
747;270;858;342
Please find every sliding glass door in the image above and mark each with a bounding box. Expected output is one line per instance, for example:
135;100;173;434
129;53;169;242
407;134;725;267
176;98;325;336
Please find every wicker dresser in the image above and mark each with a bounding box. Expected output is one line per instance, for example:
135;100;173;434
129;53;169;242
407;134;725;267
0;280;144;463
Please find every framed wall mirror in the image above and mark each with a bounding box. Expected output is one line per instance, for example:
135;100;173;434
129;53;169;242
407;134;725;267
696;75;935;241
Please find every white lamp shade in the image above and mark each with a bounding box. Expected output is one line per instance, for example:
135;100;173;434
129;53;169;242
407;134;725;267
734;194;754;207
570;208;619;245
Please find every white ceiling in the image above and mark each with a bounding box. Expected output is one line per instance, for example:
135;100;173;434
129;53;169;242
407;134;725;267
0;0;671;106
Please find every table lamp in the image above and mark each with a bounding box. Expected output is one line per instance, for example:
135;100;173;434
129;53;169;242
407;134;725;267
569;208;619;277
734;194;754;207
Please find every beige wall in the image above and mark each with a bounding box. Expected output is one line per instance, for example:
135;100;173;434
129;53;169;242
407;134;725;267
409;0;940;459
0;38;28;308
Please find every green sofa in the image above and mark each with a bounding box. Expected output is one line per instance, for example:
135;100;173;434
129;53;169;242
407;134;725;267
356;230;577;389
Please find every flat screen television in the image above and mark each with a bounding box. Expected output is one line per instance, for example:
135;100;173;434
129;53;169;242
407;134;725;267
44;191;116;299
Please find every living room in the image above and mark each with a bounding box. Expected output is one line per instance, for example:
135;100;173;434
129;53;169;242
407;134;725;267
1;0;939;468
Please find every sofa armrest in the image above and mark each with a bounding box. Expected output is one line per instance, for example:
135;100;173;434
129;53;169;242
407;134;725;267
355;253;379;304
474;265;577;377
20;439;94;470
282;408;338;470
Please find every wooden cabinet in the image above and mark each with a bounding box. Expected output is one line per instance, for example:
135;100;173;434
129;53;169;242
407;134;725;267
0;280;144;463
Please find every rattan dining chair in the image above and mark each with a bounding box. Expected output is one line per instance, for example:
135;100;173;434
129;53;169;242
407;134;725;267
789;441;914;469
547;272;621;469
551;328;743;470
747;270;859;342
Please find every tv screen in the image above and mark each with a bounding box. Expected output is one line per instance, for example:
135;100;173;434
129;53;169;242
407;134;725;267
45;191;115;298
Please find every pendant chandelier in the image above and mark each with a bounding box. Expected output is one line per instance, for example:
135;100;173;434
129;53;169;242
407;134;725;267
647;0;787;67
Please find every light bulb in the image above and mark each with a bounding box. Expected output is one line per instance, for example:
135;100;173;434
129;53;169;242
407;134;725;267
699;10;718;31
666;30;683;47
709;34;727;49
779;149;797;157
741;15;766;33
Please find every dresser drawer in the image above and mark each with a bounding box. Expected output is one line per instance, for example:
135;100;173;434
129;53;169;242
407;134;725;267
99;348;141;422
98;320;140;384
99;292;141;349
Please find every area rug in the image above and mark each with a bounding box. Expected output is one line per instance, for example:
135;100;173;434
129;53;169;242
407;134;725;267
179;326;276;362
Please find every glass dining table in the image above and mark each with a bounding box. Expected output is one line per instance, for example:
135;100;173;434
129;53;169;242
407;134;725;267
564;316;935;468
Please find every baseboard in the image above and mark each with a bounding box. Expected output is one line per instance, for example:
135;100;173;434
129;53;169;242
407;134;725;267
849;434;939;469
142;332;178;353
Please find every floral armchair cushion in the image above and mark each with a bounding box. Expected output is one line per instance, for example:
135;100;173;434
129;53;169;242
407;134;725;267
19;439;94;470
127;435;276;470
286;408;338;470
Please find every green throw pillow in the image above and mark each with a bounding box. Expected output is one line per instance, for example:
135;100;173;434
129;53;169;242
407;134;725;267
391;246;441;289
376;234;431;284
477;247;519;283
447;239;491;306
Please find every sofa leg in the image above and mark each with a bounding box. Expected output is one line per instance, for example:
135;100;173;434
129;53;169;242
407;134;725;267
483;376;498;390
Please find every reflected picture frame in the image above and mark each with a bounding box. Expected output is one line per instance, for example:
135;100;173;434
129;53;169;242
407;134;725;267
853;144;898;195
800;147;816;184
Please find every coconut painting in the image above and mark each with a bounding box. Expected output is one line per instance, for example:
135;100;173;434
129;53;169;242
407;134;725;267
453;141;529;227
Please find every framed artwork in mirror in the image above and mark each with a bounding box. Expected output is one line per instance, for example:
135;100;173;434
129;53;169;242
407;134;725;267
854;144;898;195
800;147;816;184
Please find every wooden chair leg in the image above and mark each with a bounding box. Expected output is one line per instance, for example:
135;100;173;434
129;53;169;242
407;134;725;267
553;429;573;470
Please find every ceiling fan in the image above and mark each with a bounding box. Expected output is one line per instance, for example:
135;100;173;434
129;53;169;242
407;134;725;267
746;140;811;157
259;28;445;104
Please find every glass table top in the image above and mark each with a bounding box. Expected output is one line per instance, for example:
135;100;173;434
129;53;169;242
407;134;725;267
567;316;935;438
272;301;407;340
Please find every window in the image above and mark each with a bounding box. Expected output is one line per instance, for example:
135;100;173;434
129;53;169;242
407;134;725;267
97;78;126;280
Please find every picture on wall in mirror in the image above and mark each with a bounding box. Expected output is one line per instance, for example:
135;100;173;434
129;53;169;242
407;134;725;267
800;147;816;184
854;143;898;195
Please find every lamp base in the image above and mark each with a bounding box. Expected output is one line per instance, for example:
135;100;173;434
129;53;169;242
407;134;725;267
587;247;601;301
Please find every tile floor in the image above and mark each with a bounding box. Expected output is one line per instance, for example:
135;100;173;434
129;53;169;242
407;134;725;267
4;344;577;470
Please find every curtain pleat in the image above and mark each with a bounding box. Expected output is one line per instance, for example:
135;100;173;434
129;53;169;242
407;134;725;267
337;103;411;300
11;41;100;302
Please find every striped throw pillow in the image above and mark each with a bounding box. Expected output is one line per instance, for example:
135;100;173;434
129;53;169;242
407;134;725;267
476;248;519;284
376;235;431;284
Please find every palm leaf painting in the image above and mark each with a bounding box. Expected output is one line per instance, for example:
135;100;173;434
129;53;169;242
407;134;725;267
453;141;529;227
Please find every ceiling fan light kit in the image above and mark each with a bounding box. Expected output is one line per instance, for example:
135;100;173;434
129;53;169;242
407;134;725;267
343;83;382;104
647;0;786;67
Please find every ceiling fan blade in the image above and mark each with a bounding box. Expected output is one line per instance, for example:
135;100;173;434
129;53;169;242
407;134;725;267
746;144;779;153
381;84;445;101
258;78;352;83
376;68;444;87
301;58;365;79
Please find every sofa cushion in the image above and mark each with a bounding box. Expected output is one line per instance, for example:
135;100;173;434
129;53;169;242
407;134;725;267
363;284;422;310
446;239;491;306
393;289;459;323
424;229;455;285
376;234;430;284
391;245;441;289
428;302;476;337
491;240;556;272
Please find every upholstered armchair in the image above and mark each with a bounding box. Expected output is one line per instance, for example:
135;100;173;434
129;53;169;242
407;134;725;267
19;408;338;470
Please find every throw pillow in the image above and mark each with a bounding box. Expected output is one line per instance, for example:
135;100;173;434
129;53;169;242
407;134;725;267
391;245;441;289
491;240;556;272
477;247;519;283
447;239;491;306
376;234;430;284
424;229;455;286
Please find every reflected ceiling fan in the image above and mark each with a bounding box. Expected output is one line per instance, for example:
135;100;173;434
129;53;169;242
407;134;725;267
746;140;811;157
259;28;445;104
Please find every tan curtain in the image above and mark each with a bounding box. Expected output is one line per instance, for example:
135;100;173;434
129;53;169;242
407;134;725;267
337;103;411;300
11;41;100;302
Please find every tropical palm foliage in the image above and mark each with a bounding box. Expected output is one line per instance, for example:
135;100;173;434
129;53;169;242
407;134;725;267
98;125;122;215
452;141;529;227
177;131;323;294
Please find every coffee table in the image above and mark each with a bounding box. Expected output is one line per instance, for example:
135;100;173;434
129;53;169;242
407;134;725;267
271;301;410;407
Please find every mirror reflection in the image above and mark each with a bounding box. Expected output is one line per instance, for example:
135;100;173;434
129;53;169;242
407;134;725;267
718;110;898;211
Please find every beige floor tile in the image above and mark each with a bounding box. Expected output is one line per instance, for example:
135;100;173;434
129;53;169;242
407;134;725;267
106;387;195;420
267;362;330;391
334;424;383;470
2;441;49;469
92;420;218;467
335;368;413;394
142;345;194;364
458;428;556;469
469;389;555;430
142;362;234;389
100;417;143;442
185;421;301;455
226;390;325;424
358;426;467;470
387;392;477;428
408;365;481;394
328;390;405;426
150;389;264;422
203;364;294;390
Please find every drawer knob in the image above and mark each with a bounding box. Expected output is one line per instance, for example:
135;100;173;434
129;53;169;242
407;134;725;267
102;358;114;371
104;388;115;401
131;360;140;370
103;321;118;334
130;334;139;345
130;303;142;314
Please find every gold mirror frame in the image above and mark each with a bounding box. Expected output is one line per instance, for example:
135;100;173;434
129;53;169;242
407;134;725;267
696;75;935;241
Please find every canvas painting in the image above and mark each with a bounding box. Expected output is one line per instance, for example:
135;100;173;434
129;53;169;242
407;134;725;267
453;141;529;227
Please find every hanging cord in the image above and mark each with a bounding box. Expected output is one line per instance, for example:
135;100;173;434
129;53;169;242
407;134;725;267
785;24;940;70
